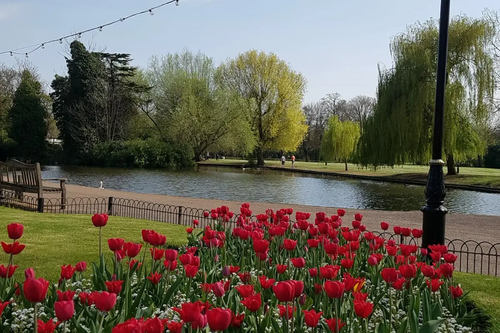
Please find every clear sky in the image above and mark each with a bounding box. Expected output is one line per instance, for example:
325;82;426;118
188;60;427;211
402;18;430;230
0;0;498;103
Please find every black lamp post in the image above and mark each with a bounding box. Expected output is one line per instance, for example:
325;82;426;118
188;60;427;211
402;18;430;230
422;0;451;249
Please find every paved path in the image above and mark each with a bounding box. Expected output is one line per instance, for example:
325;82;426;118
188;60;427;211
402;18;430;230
42;182;500;244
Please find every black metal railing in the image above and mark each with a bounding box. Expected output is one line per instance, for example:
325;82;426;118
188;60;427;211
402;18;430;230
0;191;498;276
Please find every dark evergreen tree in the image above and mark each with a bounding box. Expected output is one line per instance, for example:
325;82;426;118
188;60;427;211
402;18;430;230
8;70;48;161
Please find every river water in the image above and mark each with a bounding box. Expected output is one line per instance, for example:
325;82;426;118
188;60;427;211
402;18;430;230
41;165;500;216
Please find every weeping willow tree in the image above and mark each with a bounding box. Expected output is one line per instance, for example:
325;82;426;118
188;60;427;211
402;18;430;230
359;15;496;174
320;116;360;171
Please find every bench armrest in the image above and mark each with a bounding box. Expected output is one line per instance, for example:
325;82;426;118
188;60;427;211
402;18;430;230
42;178;67;181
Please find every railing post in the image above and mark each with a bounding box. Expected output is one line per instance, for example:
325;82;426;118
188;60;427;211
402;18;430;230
37;198;44;213
108;197;114;215
178;206;183;225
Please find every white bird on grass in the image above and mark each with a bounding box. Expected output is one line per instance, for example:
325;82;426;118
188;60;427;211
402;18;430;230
99;181;104;189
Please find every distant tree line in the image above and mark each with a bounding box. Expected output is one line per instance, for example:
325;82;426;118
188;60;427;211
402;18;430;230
2;11;500;171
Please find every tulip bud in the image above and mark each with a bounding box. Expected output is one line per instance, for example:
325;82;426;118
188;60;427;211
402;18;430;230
263;303;269;314
421;248;428;256
299;293;307;305
222;266;230;277
25;267;35;280
332;237;339;244
214;255;219;262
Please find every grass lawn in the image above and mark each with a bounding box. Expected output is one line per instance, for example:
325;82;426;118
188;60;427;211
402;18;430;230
0;207;188;282
454;272;500;332
203;159;500;188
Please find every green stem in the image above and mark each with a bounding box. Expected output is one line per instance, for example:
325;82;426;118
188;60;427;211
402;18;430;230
33;303;38;333
99;227;102;258
99;313;105;333
63;321;67;333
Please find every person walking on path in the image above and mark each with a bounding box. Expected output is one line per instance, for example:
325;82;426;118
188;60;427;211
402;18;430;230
281;155;286;166
291;155;295;168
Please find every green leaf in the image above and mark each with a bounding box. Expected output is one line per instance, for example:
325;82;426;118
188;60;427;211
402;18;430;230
419;319;446;333
161;276;184;305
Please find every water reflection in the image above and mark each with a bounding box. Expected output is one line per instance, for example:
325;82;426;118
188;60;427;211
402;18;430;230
41;165;500;216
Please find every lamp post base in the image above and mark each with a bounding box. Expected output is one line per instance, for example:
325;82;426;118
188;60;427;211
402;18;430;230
422;160;447;248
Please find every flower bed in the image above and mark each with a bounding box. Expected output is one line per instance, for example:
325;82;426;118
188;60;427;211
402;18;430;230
0;203;485;332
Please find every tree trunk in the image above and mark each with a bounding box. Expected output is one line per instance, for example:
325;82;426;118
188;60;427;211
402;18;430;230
305;154;309;162
446;153;457;176
324;161;327;166
256;147;265;167
345;159;348;171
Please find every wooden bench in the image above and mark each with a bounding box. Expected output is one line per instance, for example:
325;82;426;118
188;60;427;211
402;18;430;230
0;159;66;211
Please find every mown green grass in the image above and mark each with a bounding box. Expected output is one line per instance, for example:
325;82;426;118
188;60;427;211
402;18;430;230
204;159;500;188
0;207;188;282
454;272;500;333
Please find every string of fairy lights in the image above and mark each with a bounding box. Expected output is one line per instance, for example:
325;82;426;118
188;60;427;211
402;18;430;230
0;0;180;58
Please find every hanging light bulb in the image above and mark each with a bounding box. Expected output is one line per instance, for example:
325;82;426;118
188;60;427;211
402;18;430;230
120;17;124;22
59;39;63;44
99;26;103;32
78;33;82;38
41;44;45;49
25;53;28;59
149;9;154;15
176;0;179;6
10;51;13;56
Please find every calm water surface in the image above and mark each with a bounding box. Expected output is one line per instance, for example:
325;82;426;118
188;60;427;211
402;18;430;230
42;165;500;216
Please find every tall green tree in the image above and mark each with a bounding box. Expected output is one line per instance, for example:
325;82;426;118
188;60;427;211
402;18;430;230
217;50;308;166
146;51;254;160
360;15;496;174
8;70;48;161
320;116;360;171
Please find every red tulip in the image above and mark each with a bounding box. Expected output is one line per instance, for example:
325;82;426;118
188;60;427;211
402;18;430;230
309;268;318;277
212;281;225;297
54;300;74;321
7;223;23;240
235;284;255;298
108;238;124;251
164;249;178;261
173;302;202;323
421;265;437;278
56;290;76;301
411;229;423;238
207;308;232;331
75;261;87;272
399;264;416;279
439;263;454;278
276;264;288;274
147;272;162;285
124;242;142;258
240;293;262;312
94;291;117;312
150;248;165;261
231;313;245;328
324;280;345;298
79;292;95;306
367;254;378;266
325;318;345;333
0;264;18;278
25;267;35;279
443;253;457;263
291;280;304;298
1;241;25;255
23;277;49;303
354;300;374;318
302;309;322;327
91;213;108;227
393;226;401;234
283;239;297;251
273;281;295;302
449;285;463;298
290;257;306;268
167;321;183;333
340;258;354;269
0;301;10;317
337;209;346;216
105;280;123;294
60;265;76;280
381;268;398;285
259;275;275;289
185;265;199;278
164;260;177;271
278;304;295;318
143;317;165;333
380;222;389;230
37;319;61;333
253;239;269;253
353;291;369;301
148;232;167;246
186;227;193;234
426;278;444;292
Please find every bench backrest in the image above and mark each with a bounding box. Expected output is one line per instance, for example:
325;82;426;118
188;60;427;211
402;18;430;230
0;160;42;192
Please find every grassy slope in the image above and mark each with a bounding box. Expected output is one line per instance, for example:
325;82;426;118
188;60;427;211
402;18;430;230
0;207;188;282
454;272;500;332
203;159;500;188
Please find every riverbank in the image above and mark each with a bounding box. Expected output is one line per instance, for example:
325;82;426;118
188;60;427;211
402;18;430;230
198;159;500;193
40;181;500;244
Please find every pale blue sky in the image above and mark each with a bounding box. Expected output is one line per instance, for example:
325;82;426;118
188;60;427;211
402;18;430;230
0;0;498;103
